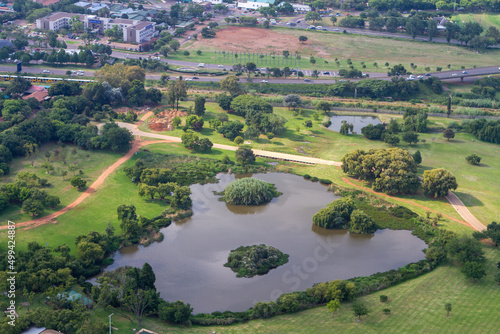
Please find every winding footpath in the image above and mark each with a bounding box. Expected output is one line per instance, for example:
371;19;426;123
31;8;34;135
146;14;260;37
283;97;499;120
2;121;485;232
0;139;173;231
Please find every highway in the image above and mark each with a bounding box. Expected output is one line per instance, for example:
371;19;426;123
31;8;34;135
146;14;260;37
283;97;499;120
2;63;499;85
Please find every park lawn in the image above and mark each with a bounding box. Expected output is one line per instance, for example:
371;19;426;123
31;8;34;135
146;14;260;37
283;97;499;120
452;13;500;30
138;102;499;226
95;246;500;333
0;143;122;225
0;142;272;253
179;26;500;72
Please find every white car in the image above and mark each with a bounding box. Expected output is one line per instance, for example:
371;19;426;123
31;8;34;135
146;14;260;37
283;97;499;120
452;73;457;76
185;78;193;81
218;64;224;68
77;72;84;76
333;28;340;31
261;80;268;83
43;70;50;73
417;75;423;79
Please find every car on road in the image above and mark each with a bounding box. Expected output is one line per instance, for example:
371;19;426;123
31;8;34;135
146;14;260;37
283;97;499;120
42;70;50;73
333;28;340;31
452;73;457;76
106;41;110;44
417;75;423;79
323;71;330;75
296;20;301;23
304;78;311;82
425;73;431;76
192;76;199;79
316;26;322;30
185;78;193;81
462;71;467;74
218;64;224;67
261;80;268;83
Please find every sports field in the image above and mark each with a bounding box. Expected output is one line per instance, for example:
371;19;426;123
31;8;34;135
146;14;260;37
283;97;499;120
452;13;500;30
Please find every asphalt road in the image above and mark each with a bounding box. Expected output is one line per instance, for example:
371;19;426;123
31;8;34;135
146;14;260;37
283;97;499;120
2;63;499;85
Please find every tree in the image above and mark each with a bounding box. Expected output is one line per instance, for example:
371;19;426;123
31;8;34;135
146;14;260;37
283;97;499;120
443;128;455;141
330;16;337;25
159;300;193;324
422;168;457;198
169;39;180;52
340;122;354;136
348;210;376;234
315;101;332;114
24;143;39;167
304;120;313;128
283;94;302;110
299;36;308;44
235;146;255;165
139;263;156;291
462;261;486;282
413;150;422;164
193;96;206;116
473;222;500;247
327;299;341;318
445;303;452;317
22;199;44;216
234;136;244;145
125;289;156;326
466;154;481;165
70;176;87;189
402;131;419;145
382;133;400;146
128;80;147;106
220;76;242;96
305;11;322;24
427;19;438;41
352;301;370;320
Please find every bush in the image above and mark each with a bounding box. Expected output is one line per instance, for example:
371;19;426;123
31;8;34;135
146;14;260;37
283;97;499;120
310;177;318;182
380;295;388;303
221;178;281;205
303;174;311;180
319;179;332;185
466;154;481;165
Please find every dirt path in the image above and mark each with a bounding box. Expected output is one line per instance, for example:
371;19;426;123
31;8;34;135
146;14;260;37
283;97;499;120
1;139;172;231
446;192;486;231
341;177;475;230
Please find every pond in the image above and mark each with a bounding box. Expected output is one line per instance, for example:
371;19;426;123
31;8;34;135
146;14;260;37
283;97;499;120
101;173;427;314
328;115;382;134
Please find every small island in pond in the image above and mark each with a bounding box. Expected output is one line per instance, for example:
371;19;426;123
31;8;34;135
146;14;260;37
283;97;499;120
224;244;289;278
219;177;281;206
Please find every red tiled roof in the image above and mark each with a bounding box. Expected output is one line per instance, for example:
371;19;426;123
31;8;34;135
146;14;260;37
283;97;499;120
22;90;49;102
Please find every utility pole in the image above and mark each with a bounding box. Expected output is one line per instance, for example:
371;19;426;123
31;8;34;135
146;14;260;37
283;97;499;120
109;313;114;334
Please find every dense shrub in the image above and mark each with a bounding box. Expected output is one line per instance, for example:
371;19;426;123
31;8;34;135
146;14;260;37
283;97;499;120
222;178;281;205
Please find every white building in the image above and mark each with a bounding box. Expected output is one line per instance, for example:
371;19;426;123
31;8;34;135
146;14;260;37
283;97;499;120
237;1;270;10
292;4;311;12
193;0;223;3
36;12;86;31
123;21;156;43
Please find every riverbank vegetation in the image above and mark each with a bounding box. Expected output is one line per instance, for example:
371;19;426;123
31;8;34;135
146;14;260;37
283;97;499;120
224;244;289;278
219;177;281;206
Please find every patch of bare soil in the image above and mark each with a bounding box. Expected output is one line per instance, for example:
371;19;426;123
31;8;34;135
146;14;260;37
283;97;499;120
148;109;187;131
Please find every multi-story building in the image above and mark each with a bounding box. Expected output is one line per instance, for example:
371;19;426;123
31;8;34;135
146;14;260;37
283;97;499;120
36;12;85;31
123;21;156;43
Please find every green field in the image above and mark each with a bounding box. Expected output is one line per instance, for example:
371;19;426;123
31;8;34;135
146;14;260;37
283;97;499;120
177;26;500;72
452;13;500;30
0;143;121;225
142;102;499;227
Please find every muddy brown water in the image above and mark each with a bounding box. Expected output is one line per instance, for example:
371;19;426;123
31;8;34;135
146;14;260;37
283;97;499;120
101;173;427;313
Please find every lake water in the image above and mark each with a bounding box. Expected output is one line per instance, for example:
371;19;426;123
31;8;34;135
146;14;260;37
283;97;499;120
328;115;382;134
101;173;427;313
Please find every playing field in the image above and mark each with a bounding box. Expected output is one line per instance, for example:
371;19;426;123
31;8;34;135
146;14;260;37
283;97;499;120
452;13;500;30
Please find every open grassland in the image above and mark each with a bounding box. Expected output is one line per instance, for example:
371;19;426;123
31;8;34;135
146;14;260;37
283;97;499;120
97;247;500;333
0;143;121;225
178;26;500;72
452;13;500;30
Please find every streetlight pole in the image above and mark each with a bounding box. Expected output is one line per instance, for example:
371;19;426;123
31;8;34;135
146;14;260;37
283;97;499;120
109;313;114;334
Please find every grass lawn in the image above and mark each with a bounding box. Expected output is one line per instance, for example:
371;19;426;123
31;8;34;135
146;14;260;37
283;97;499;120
178;26;500;72
0;143;122;225
93;246;500;333
451;13;500;30
141;102;499;226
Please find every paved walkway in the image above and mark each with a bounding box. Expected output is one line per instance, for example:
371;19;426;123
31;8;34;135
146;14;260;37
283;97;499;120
446;192;486;231
117;122;342;166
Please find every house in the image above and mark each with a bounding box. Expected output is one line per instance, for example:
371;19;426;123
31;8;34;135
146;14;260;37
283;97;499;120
21;327;63;334
22;90;49;103
74;1;91;9
292;4;311;12
432;16;450;30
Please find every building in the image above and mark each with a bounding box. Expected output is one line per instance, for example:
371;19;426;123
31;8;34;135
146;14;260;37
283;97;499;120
432;16;450;30
74;1;91;9
237;0;274;10
193;0;223;3
123;21;156;43
292;4;311;12
36;12;85;31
